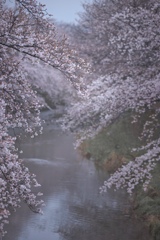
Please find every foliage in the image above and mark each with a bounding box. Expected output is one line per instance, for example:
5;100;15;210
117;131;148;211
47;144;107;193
62;0;160;194
0;0;86;237
24;61;78;110
133;163;160;239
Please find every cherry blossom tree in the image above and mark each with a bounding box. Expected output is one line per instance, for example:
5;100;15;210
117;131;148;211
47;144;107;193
62;0;160;194
0;0;86;237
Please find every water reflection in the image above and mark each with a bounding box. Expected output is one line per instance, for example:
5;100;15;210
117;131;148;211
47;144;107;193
4;128;151;240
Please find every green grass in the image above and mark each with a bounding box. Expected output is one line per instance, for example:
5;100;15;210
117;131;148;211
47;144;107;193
79;111;145;171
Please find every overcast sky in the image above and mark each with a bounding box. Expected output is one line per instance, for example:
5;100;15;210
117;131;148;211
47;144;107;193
39;0;93;24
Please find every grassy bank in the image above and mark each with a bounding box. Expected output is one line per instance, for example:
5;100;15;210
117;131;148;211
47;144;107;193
79;110;160;240
79;111;145;171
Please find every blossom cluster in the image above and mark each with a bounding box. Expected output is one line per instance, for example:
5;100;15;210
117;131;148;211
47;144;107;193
0;0;86;237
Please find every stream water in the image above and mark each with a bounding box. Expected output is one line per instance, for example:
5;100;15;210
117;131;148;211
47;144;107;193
4;122;151;240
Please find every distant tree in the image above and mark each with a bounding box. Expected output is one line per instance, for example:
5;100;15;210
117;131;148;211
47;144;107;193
72;0;158;73
62;0;160;194
0;0;86;236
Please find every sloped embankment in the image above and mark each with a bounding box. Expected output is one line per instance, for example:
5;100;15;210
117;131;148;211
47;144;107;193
79;110;160;240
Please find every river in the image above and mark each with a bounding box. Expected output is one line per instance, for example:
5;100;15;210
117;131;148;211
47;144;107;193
4;119;151;240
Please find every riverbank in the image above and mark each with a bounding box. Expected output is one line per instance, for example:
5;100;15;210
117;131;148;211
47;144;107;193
79;111;145;170
79;110;160;240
